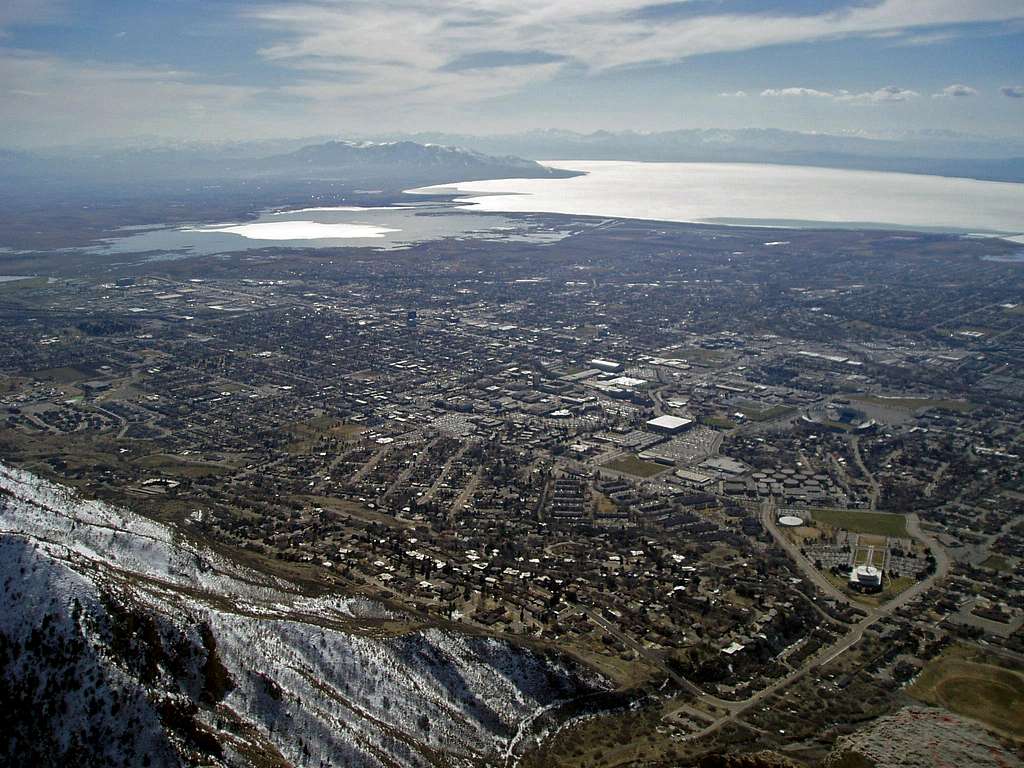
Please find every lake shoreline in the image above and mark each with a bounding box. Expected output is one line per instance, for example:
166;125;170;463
408;160;1024;237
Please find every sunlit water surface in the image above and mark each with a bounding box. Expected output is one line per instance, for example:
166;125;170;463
409;161;1024;237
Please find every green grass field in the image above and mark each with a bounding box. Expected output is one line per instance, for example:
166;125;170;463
602;454;667;478
853;546;886;567
700;415;739;430
852;395;974;414
810;507;908;537
0;276;49;292
739;404;796;422
909;647;1024;739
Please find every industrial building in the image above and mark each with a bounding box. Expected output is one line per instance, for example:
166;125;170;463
645;414;694;434
590;358;623;373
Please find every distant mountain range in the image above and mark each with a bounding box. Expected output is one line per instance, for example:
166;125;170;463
0;140;574;189
250;140;571;181
377;128;1024;183
3;129;1022;188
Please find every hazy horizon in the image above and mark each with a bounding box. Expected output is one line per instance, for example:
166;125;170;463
5;124;1024;154
2;1;1023;148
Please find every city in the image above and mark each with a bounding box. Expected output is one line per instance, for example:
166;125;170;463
2;214;1021;765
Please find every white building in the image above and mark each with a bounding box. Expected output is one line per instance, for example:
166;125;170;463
590;358;623;373
646;414;694;434
849;564;883;590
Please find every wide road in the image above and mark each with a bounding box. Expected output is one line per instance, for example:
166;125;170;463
759;497;859;610
849;436;880;510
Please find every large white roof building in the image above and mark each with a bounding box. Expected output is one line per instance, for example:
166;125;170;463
646;415;694;434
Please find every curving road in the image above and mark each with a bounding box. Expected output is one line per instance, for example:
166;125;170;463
658;500;951;741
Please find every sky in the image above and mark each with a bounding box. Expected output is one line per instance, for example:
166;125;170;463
1;0;1022;147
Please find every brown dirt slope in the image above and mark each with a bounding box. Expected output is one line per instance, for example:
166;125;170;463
823;706;1022;768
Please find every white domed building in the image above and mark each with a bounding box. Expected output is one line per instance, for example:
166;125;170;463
849;564;883;591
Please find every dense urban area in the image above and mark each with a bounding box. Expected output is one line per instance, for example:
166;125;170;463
1;209;1022;767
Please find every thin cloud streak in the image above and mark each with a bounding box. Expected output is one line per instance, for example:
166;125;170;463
245;0;1024;103
2;0;1024;144
761;85;920;103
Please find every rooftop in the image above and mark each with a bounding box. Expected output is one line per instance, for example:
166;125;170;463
646;415;693;431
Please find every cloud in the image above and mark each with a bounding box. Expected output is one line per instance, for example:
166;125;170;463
0;48;291;145
760;85;919;103
718;90;748;98
853;85;919;102
933;83;977;98
244;0;1024;108
761;87;834;98
1002;85;1024;98
4;0;1024;143
889;30;958;46
440;50;566;72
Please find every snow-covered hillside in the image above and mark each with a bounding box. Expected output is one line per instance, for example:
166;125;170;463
0;463;605;768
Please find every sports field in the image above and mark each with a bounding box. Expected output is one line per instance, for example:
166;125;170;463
809;507;908;537
909;647;1024;739
852;395;974;413
602;454;666;478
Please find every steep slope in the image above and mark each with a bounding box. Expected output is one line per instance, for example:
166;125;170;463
0;463;605;768
0;535;179;767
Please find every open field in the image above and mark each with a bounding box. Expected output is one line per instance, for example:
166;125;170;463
738;404;796;422
286;416;366;453
593;491;619;517
601;454;667;478
810;508;908;537
981;555;1014;572
28;365;95;384
701;415;739;430
884;575;916;596
134;453;232;479
909;646;1024;740
0;275;49;292
790;524;821;543
852;395;975;414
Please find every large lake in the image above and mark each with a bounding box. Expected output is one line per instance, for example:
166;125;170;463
409;161;1024;237
69;202;577;260
23;161;1024;262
